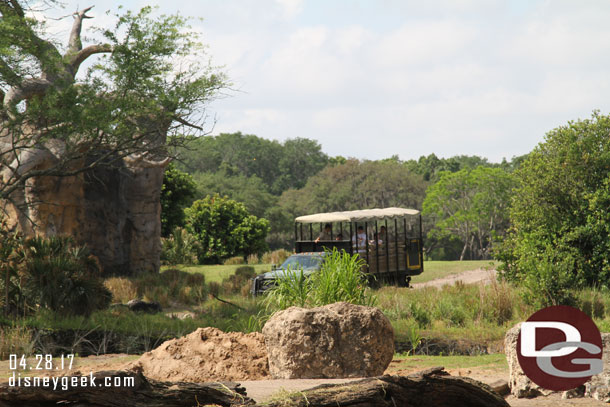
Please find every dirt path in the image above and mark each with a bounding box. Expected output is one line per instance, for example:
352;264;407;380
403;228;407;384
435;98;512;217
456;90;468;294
412;268;497;289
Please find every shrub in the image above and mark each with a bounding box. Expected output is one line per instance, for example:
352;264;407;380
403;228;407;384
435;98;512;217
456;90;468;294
21;236;112;317
104;277;138;303
247;254;259;265
185;194;269;264
161;227;200;265
224;256;245;265
220;266;256;296
499;112;610;290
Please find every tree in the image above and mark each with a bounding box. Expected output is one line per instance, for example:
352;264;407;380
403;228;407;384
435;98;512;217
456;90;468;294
161;163;197;236
498;111;610;291
191;171;275;218
176;133;329;195
272;159;427;246
0;3;226;274
185;194;269;264
423;167;514;260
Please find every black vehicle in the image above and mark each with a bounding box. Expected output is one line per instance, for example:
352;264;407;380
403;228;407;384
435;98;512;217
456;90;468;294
252;207;424;296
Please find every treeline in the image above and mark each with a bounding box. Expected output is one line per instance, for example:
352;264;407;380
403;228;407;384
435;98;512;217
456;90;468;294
163;131;525;261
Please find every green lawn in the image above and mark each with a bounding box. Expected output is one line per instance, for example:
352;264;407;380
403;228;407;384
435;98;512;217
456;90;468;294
164;260;496;285
411;260;497;284
163;264;272;283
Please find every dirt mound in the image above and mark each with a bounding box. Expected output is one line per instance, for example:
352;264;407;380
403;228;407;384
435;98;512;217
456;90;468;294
131;327;269;382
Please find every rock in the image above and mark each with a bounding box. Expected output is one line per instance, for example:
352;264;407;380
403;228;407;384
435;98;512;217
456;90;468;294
262;302;394;379
505;323;551;398
2;158;165;276
562;385;585;399
585;333;610;402
127;299;162;313
489;379;510;396
505;323;609;401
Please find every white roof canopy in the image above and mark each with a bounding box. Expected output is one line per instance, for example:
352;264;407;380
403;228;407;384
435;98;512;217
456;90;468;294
295;207;420;224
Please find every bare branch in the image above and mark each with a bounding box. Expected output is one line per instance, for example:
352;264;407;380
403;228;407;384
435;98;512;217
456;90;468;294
3;78;52;116
123;154;171;168
69;44;112;73
67;6;94;55
172;115;204;131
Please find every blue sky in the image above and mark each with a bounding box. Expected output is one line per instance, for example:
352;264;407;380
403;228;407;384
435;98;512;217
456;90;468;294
38;0;610;162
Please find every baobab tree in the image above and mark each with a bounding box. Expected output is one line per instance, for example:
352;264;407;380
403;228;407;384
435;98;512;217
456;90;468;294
0;2;226;274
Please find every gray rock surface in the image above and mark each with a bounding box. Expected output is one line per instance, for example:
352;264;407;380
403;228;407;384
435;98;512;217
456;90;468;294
585;333;610;402
262;302;394;379
2;159;164;275
505;323;549;398
505;323;609;401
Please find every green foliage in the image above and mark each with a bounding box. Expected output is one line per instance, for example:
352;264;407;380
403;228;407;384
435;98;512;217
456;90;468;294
161;164;197;237
160;227;200;265
274;159;426;240
423;166;515;260
176;133;329;195
192;171;275;218
185;194;270;264
21;236;111;317
498;111;610;295
264;248;376;310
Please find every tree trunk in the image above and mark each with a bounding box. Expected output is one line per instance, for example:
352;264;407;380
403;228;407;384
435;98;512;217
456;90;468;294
259;367;509;407
0;369;253;407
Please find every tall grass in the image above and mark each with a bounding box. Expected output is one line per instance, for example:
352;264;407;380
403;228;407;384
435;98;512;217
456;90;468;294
264;248;376;310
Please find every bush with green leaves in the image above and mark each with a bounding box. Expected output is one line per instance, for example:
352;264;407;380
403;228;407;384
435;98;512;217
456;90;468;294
185;194;269;264
264;248;376;310
161;227;200;265
161;164;197;237
497;111;610;301
20;236;111;317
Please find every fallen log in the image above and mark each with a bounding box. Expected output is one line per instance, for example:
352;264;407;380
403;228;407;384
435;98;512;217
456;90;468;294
256;367;509;407
0;369;253;407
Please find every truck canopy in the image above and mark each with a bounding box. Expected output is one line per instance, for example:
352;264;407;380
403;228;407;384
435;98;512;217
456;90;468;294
294;207;420;224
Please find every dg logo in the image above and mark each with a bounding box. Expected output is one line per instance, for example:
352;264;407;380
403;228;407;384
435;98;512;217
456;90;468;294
517;305;603;391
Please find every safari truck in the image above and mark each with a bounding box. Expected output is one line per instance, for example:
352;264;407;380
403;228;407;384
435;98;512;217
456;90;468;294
252;207;423;295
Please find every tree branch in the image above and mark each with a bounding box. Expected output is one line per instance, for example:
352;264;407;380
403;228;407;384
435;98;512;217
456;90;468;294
3;78;52;117
67;6;94;55
172;115;204;131
69;44;112;73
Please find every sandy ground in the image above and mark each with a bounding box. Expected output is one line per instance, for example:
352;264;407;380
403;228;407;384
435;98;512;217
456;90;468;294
412;268;498;289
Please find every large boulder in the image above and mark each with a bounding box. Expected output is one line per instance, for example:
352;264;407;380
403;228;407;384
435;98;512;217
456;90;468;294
585;333;610;401
505;323;549;398
505;323;610;401
262;302;394;379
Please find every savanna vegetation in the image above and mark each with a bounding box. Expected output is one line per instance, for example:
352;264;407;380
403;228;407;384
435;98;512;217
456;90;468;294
2;0;610;369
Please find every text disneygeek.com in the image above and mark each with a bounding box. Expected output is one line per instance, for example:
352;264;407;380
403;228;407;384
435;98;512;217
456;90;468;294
8;372;135;390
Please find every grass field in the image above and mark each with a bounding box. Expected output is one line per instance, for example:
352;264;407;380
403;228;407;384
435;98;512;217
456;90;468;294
162;264;271;283
386;353;507;373
164;259;497;285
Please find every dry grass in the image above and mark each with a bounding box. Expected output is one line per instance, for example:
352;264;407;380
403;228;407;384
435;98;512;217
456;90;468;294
0;326;34;360
261;249;291;266
223;256;245;265
104;277;138;303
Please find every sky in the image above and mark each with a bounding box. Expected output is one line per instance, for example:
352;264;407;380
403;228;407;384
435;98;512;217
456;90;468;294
36;0;610;162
